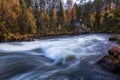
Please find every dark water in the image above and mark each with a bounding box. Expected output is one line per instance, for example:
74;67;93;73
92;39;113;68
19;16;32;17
0;34;119;80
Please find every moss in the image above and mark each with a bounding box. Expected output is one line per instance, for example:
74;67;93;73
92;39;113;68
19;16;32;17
66;55;76;62
108;55;119;64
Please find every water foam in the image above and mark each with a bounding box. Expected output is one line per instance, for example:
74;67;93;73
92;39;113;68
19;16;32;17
0;34;110;63
0;41;40;52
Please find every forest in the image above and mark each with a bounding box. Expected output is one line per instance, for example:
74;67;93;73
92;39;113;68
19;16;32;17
1;1;120;80
0;0;120;41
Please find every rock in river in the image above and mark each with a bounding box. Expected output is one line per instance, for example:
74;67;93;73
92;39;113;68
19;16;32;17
97;47;120;74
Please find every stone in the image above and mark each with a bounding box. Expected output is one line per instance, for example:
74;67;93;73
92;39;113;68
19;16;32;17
108;47;120;59
97;47;120;74
97;55;120;73
65;54;76;62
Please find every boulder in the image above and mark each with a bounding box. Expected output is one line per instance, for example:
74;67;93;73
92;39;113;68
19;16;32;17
97;47;120;74
66;54;76;62
97;55;120;73
108;47;120;59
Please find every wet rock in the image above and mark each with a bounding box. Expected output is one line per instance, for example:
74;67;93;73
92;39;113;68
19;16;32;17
108;47;120;58
66;55;76;62
97;47;120;74
54;55;76;65
97;55;120;73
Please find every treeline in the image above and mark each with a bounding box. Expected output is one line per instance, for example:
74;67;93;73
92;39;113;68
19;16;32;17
81;0;120;33
0;0;83;41
0;0;120;41
69;0;120;33
0;0;37;41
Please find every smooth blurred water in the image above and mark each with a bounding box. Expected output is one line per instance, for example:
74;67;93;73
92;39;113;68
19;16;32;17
0;34;119;80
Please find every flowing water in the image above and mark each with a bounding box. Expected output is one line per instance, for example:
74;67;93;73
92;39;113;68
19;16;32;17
0;34;119;80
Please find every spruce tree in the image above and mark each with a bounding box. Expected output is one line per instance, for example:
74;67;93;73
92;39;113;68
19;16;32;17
58;1;64;25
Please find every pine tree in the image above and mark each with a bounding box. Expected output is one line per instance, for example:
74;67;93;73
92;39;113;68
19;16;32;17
51;5;58;33
71;3;77;20
19;0;27;34
111;9;120;33
0;0;20;34
19;0;37;34
94;0;103;31
26;7;37;34
58;1;64;25
90;13;96;31
25;0;33;8
67;0;72;26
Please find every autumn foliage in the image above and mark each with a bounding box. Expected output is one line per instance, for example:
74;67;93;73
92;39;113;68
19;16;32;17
0;0;120;41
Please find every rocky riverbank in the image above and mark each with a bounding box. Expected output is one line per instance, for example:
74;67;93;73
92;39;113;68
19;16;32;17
109;35;120;45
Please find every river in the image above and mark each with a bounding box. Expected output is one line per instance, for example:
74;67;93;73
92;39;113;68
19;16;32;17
0;34;119;80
